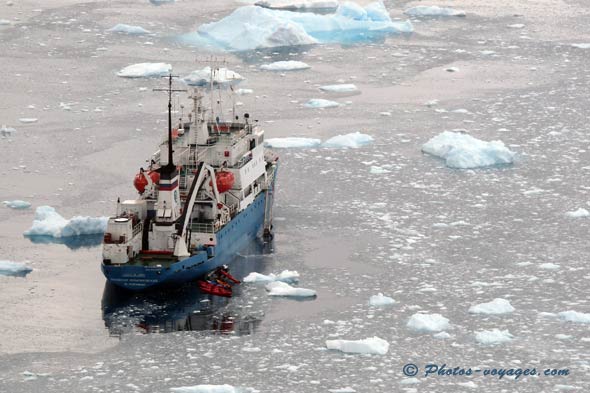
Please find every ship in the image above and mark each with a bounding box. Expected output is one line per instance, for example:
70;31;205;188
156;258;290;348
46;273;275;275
101;73;278;291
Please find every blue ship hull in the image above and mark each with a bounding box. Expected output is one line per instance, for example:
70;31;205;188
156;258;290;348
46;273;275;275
102;191;268;291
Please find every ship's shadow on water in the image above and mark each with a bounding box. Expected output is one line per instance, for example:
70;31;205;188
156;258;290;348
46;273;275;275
102;239;274;336
25;234;104;250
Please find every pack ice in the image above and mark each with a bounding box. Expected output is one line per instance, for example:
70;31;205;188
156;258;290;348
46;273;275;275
326;336;389;355
24;206;108;238
107;24;150;35
422;131;516;169
192;2;413;51
265;281;317;297
3;200;31;209
405;6;466;17
469;298;515;315
117;63;172;78
407;313;450;333
182;67;244;87
0;260;32;277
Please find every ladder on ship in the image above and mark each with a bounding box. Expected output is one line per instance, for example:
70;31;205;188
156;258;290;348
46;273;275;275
262;168;276;240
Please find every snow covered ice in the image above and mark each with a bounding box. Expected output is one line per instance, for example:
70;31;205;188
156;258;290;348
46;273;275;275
3;200;31;209
323;132;373;148
405;6;466;17
0;260;32;277
260;61;310;71
265;281;316;297
189;2;413;51
264;137;321;148
558;311;590;324
107;24;150;35
325;336;389;355
422;131;516;169
407;313;450;333
369;293;395;307
117;63;172;78
468;298;515;315
23;206;108;238
475;329;514;345
243;270;299;283
182;67;244;87
319;84;358;93
304;98;340;108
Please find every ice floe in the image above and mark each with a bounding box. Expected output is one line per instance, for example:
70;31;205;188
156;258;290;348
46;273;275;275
369;293;395;307
326;336;389;355
0;260;32;277
255;0;339;12
236;88;253;95
475;329;514;345
565;208;589;218
3;200;31;209
571;43;590;49
264;137;321;148
260;60;310;71
407;313;450;333
24;206;108;238
244;270;300;284
405;6;465;17
170;385;254;393
422;131;516;169
191;2;412;51
107;24;150;35
265;281;317;297
558;310;590;324
150;0;175;5
469;298;515;315
1;125;16;136
304;98;340;108
18;118;38;123
370;166;391;174
323;132;373;148
117;63;172;78
182;67;244;87
319;84;358;93
0;19;11;26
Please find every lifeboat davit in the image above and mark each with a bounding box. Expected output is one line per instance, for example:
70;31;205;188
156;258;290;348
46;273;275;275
133;170;160;193
211;171;235;193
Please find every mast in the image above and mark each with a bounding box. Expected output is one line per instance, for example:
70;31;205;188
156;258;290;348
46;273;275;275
154;74;186;173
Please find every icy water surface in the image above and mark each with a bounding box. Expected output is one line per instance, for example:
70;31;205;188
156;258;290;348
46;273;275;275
1;0;590;392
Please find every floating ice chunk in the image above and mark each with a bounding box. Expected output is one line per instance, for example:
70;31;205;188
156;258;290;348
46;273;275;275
0;19;11;26
170;385;254;393
1;125;16;136
107;24;150;35
508;23;525;29
117;63;171;78
370;166;390;174
150;0;175;5
328;388;356;393
469;298;515;315
326;336;389;355
323;132;373;148
405;6;465;17
565;208;589;218
260;60;310;71
433;331;451;339
422;131;516;169
18;118;38;123
571;43;590;49
264;137;321;148
304;98;340;108
319;84;359;93
265;281;317;297
182;67;244;87
475;329;514;345
369;293;395;307
539;263;560;270
0;260;32;277
24;206;108;238
558;310;590;324
407;313;450;333
244;270;299;283
255;0;339;12
236;88;253;95
3;200;31;209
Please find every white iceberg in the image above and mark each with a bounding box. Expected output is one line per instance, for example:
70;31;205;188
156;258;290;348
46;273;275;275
469;298;515;315
3;200;31;209
475;329;513;345
171;385;254;393
24;206;108;238
565;208;589;218
319;83;358;93
0;260;32;277
326;336;389;355
405;6;465;17
323;132;373;148
255;0;339;11
369;293;395;307
558;310;590;324
264;137;321;148
407;313;450;333
117;63;171;78
422;131;516;169
182;67;244;87
0;19;11;26
244;270;300;283
265;281;317;297
304;98;340;108
192;2;413;51
571;43;590;49
107;24;150;35
1;125;16;136
260;60;310;71
236;88;253;95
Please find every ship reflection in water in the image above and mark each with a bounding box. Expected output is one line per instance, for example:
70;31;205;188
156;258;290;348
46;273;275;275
102;240;271;336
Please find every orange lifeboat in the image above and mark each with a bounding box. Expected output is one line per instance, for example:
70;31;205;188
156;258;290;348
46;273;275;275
133;170;160;193
210;171;235;193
